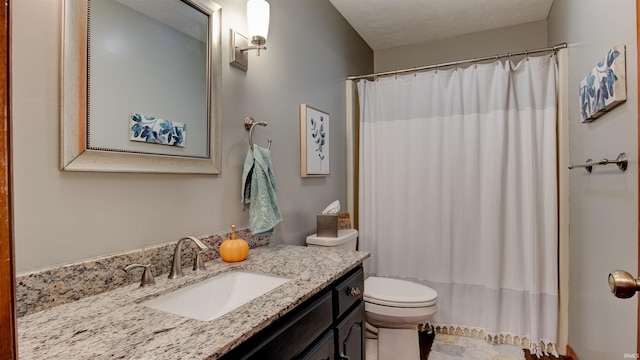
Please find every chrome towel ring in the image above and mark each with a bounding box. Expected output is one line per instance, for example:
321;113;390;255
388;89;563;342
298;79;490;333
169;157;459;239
244;117;272;150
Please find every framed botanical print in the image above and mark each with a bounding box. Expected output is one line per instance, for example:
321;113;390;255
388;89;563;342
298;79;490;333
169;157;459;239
300;104;330;177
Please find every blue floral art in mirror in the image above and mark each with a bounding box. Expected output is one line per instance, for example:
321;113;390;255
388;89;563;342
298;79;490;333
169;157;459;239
129;113;187;147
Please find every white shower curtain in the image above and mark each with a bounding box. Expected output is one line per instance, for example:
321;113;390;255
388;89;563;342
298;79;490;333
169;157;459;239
357;55;558;355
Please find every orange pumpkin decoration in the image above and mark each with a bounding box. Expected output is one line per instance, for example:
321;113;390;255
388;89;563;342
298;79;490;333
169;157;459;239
220;225;249;262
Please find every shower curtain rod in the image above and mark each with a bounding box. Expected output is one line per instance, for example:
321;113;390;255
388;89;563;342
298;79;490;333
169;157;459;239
347;43;568;81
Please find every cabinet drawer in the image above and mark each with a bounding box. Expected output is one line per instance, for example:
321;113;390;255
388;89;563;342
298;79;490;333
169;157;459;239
252;291;332;359
333;267;364;320
298;329;334;360
222;291;333;360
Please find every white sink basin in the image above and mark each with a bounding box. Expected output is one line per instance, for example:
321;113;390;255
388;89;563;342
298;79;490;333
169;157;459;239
142;271;290;321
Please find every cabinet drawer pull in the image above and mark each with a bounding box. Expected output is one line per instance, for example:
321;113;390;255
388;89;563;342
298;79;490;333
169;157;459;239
339;352;350;360
347;287;362;297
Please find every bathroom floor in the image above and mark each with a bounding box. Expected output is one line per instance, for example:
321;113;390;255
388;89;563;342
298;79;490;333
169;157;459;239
367;332;524;360
367;328;565;360
427;333;525;359
419;332;567;360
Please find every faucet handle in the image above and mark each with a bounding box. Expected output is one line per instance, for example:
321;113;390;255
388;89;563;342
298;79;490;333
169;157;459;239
193;250;207;272
185;236;210;271
124;263;156;287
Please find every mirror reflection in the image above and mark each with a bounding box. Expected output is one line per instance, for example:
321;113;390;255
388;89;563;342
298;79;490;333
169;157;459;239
89;0;209;157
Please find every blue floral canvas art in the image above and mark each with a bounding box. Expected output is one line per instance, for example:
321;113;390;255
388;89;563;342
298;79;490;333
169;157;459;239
579;45;627;122
129;113;186;147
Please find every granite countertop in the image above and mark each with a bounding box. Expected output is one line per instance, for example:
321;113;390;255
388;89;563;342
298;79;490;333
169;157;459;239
18;245;369;359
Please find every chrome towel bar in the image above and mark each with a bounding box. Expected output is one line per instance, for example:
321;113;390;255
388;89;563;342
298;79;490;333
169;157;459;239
244;116;272;150
568;152;628;173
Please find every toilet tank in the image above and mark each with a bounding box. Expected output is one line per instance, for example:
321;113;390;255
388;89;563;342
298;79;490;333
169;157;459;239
306;229;359;250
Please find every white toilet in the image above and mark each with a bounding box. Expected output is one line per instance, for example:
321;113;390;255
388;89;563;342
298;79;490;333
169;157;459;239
306;229;438;360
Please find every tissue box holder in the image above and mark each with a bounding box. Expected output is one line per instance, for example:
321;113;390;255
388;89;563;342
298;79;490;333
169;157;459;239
317;214;338;237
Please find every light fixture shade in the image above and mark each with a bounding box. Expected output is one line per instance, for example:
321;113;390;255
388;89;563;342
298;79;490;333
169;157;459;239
247;0;269;46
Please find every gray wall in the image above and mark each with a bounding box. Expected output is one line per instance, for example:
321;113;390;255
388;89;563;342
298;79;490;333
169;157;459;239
12;0;372;272
548;1;638;358
374;20;548;72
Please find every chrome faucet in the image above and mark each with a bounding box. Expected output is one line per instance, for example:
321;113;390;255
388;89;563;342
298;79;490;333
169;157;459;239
169;236;211;279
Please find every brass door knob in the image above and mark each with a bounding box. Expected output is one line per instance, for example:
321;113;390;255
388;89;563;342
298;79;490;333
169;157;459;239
608;270;640;298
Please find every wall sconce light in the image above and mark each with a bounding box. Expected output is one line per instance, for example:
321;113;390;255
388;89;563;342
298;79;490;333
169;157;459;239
230;0;270;71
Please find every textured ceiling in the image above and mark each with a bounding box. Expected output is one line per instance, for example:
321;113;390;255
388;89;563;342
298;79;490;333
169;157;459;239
329;0;554;51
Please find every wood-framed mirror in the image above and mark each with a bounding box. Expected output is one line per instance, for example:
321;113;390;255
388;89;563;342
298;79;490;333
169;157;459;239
61;0;222;174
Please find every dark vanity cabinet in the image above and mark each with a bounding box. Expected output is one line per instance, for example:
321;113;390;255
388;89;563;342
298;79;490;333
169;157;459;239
221;265;365;360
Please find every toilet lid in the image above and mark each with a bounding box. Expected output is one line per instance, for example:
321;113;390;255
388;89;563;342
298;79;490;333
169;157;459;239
364;277;438;308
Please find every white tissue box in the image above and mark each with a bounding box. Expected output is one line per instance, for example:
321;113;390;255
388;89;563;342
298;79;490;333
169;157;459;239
317;214;338;237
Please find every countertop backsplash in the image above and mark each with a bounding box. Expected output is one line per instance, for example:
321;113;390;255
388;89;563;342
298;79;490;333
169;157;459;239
16;228;270;317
